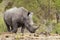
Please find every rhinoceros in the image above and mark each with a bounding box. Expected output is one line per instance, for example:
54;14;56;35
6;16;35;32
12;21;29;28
4;7;39;33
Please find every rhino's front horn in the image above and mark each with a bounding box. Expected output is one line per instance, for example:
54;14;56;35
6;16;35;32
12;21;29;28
34;26;39;31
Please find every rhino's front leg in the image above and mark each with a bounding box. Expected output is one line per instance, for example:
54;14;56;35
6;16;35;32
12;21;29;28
21;26;25;33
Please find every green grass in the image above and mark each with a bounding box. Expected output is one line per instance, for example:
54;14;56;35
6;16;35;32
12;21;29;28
52;23;60;34
0;15;7;33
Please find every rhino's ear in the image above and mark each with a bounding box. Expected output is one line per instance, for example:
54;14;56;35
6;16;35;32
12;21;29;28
27;12;30;16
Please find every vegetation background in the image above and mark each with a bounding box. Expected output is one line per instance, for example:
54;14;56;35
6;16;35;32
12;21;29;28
0;0;60;34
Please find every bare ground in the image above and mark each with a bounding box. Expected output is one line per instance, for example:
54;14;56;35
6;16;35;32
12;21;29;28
0;32;60;40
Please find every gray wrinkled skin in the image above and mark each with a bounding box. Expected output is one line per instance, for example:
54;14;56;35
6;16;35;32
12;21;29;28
4;7;39;33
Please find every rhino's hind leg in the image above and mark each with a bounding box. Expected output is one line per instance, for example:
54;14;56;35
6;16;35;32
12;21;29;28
5;22;11;32
11;21;18;33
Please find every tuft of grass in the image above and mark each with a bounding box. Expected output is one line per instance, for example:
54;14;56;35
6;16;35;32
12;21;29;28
52;23;60;34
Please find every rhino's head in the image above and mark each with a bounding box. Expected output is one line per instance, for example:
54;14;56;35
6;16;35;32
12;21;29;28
24;12;39;33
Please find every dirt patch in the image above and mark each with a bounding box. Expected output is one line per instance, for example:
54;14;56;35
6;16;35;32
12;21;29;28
0;32;60;40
